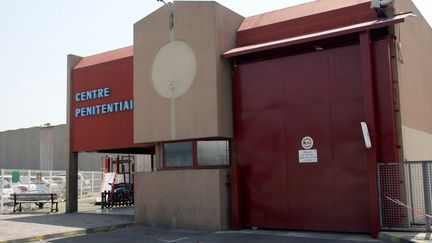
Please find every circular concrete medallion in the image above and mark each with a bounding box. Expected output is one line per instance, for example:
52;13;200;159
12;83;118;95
151;41;197;99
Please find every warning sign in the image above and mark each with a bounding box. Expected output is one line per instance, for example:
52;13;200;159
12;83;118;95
299;149;318;163
301;136;314;149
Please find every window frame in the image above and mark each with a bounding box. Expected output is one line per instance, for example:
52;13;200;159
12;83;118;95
162;140;195;168
162;139;231;170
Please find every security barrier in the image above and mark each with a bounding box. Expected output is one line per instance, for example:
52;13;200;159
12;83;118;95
0;169;102;214
101;189;134;209
378;161;432;231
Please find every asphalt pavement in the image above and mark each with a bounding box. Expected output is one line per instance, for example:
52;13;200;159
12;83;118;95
0;203;425;243
0;212;134;242
44;225;384;243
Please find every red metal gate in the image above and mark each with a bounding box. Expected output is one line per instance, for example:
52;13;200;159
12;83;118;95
235;44;372;232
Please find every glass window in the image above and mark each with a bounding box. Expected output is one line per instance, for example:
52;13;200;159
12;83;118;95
197;140;229;166
164;142;193;167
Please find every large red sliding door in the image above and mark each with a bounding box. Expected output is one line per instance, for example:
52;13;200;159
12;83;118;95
236;44;371;232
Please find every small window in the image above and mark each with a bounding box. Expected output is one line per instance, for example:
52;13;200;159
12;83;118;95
163;140;231;169
197;140;229;166
164;141;193;167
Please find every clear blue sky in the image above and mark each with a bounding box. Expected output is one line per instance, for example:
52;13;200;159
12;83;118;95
0;0;431;132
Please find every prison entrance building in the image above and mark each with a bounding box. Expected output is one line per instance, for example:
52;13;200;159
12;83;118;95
66;0;432;237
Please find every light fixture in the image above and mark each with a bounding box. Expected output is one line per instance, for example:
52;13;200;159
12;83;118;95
157;0;174;29
312;45;323;51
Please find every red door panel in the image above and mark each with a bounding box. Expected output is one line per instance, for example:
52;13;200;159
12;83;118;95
285;105;336;231
332;102;370;231
237;60;289;226
236;44;371;232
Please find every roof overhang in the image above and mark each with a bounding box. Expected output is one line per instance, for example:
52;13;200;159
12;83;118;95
223;12;412;58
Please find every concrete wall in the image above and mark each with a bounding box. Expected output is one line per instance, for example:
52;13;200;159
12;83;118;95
77;152;103;171
134;1;243;143
52;125;67;170
0;124;103;171
135;154;153;172
40;126;54;170
0;127;40;169
135;169;230;230
394;1;432;161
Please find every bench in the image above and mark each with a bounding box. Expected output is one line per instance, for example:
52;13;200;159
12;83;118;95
12;193;59;213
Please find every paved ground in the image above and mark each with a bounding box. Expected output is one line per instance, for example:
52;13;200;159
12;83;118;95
0;199;423;243
0;212;134;242
379;231;432;243
0;209;386;243
44;225;383;243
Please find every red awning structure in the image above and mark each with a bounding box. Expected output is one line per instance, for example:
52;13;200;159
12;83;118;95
223;12;412;58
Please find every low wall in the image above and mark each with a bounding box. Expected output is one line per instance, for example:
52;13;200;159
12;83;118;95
134;169;230;230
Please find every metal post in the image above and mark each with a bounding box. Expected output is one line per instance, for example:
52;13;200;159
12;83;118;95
28;170;31;190
422;162;432;231
1;169;4;214
408;163;415;223
49;170;53;193
360;30;380;237
91;172;94;196
79;171;83;199
376;164;383;229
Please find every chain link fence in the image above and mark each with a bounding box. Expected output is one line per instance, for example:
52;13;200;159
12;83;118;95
0;169;102;214
378;161;432;231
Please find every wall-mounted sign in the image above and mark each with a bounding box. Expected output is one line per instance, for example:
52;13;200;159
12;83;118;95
301;136;314;149
74;87;133;118
70;51;138;152
299;149;318;163
300;136;317;163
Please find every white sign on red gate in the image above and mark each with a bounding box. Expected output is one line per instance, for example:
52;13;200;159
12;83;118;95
299;149;318;163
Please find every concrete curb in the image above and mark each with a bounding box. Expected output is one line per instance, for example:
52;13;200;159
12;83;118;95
0;222;135;243
378;232;418;243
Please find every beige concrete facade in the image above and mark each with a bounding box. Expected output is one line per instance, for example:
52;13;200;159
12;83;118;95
394;1;432;161
402;125;432;161
134;169;230;230
133;1;243;143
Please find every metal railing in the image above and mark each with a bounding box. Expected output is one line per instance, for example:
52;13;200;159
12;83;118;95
101;190;134;209
378;161;432;231
0;169;102;214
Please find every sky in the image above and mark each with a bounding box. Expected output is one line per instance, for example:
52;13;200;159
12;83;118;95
0;0;431;132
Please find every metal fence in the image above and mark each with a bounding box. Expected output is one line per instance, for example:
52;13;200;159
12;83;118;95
101;190;134;209
378;161;432;231
0;169;102;214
